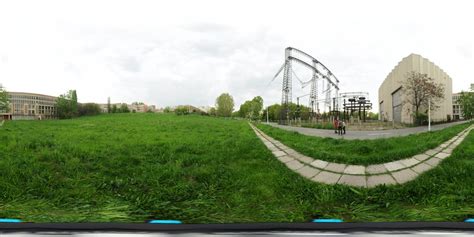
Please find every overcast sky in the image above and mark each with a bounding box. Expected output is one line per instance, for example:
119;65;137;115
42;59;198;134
0;0;472;111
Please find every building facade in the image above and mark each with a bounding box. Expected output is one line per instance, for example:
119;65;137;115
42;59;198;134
452;93;463;120
98;102;157;113
378;54;453;124
8;92;57;120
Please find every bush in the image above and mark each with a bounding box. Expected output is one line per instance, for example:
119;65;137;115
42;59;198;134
78;103;101;117
415;113;428;125
174;106;189;115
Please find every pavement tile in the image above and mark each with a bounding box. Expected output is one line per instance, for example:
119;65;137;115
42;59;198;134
338;175;367;187
273;141;284;147
413;154;430;162
400;158;420;167
391;169;418;184
424;149;439;156
411;162;433;174
297;165;321;178
269;146;280;152
284;148;298;155
366;164;387;174
439;142;450;148
343;165;366;175
295;155;315;164
367;174;397;188
272;150;286;157
285;160;304;170
277;155;294;163
433;146;444;152
435;152;450;160
310;159;329;169
443;148;454;154
384;161;406;172
311;171;342;184
324;163;347;173
425;157;442;167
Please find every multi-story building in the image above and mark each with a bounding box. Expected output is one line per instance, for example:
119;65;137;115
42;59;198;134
8;92;57;120
129;103;149;113
452;93;463;120
98;102;157;113
378;54;453;124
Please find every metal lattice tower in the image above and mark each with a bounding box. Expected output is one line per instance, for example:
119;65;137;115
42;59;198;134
281;48;292;106
271;47;340;124
309;72;318;113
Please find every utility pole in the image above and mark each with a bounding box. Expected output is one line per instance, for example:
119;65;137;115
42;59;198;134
266;106;269;124
428;97;431;132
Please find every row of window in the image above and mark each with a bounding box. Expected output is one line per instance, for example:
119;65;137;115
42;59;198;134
9;95;56;102
11;104;56;115
11;99;55;104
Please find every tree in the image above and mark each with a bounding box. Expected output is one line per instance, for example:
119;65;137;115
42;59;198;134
107;97;111;113
112;104;118;113
119;103;130;113
78;103;101;116
367;112;379;120
239;96;264;120
174;106;189;115
239;100;252;118
401;71;445;124
163;106;172;113
71;90;78;117
0;84;10;113
215;93;234;117
209;107;216;116
265;104;282;121
458;91;474;120
56;90;79;119
249;96;263;120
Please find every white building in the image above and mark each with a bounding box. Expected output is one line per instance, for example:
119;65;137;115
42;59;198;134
378;54;453;124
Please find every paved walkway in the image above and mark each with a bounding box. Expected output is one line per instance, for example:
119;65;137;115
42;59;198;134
266;120;470;140
250;123;473;188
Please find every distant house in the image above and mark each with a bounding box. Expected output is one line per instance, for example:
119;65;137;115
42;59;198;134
98;102;158;113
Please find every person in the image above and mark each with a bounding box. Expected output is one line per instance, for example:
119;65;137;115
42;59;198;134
342;120;346;134
338;119;343;135
334;118;338;134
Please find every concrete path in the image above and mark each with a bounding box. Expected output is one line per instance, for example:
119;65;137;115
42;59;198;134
265;120;469;140
250;123;473;188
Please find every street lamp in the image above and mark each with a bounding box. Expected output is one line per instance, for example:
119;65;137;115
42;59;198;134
428;97;431;132
266;106;269;124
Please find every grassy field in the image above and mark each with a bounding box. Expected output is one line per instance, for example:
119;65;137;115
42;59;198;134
256;122;471;165
0;114;473;223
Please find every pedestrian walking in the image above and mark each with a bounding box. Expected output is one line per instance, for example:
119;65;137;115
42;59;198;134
334;118;338;134
342;120;346;134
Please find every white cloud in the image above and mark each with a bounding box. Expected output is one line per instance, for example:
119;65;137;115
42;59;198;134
0;0;472;111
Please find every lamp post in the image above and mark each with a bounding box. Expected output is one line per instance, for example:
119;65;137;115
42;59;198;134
428;97;431;132
266;106;269;124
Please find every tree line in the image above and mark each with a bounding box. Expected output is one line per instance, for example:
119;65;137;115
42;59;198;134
56;90;101;119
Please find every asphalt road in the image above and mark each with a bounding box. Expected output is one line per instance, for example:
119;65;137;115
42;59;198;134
266;120;471;140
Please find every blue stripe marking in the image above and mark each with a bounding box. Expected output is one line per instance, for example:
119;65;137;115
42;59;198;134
149;220;182;224
0;218;22;223
465;218;474;223
312;219;344;223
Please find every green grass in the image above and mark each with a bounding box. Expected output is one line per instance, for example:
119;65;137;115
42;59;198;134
0;114;473;223
256;122;471;165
